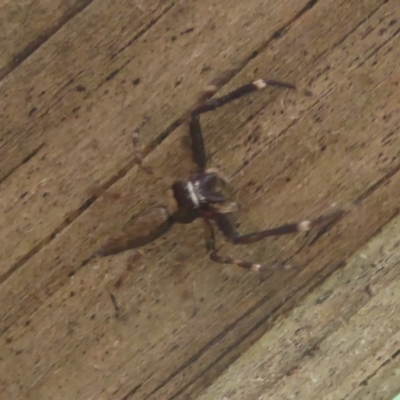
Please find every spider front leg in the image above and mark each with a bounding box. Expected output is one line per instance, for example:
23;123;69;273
189;77;296;171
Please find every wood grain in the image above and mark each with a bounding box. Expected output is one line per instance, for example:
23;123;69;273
0;0;399;399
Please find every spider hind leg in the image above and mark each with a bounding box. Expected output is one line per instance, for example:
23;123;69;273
203;209;345;272
203;219;295;272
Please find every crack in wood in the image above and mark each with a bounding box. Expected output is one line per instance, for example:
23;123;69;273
0;142;45;185
152;261;349;400
110;2;176;61
0;0;94;81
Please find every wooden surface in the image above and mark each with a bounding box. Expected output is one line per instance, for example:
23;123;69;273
0;0;399;399
199;215;400;400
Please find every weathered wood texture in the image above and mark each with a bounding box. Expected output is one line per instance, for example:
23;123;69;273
0;0;399;399
199;215;400;400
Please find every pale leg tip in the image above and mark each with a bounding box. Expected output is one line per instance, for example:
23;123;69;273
251;264;262;272
298;220;312;232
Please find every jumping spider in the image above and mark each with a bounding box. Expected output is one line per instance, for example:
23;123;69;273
97;76;344;271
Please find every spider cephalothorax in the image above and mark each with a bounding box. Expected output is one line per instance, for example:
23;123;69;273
97;76;344;271
172;172;226;210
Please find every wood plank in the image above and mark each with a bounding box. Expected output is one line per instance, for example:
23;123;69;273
0;0;311;274
0;0;399;399
0;0;92;78
198;214;400;400
0;0;173;182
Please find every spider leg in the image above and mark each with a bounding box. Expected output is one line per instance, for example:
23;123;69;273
203;218;290;272
189;78;296;171
205;167;230;185
132;131;155;176
192;78;296;116
189;114;207;171
210;201;239;214
212;209;345;245
132;131;174;186
202;209;345;271
96;206;174;257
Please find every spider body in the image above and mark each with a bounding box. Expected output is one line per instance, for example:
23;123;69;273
98;76;344;271
173;171;226;211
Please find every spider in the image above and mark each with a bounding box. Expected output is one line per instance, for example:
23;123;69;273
97;76;344;271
